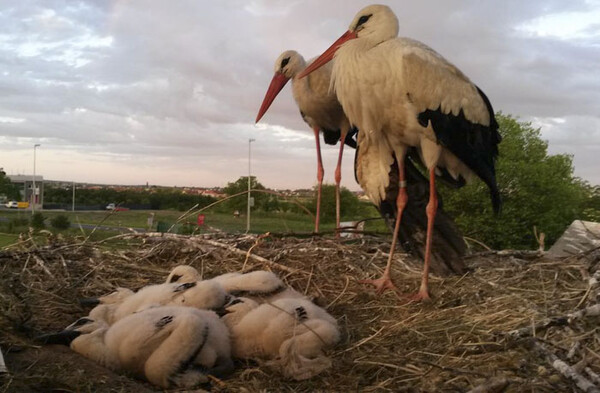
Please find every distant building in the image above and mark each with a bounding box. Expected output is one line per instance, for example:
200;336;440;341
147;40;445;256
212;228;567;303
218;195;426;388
8;175;44;208
199;189;225;198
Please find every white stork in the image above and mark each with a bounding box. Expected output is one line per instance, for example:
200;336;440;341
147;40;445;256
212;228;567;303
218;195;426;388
255;50;356;234
299;4;501;300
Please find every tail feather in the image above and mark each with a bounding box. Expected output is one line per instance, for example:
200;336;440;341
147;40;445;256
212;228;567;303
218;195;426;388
379;155;467;276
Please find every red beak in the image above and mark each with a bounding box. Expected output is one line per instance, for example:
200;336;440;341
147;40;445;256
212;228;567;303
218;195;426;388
297;30;358;79
255;73;290;123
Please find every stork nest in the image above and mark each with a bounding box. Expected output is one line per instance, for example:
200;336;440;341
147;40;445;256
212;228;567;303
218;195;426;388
1;231;600;392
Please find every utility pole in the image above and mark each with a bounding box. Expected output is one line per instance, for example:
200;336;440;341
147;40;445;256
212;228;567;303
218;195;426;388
246;138;255;233
72;182;75;212
32;144;40;215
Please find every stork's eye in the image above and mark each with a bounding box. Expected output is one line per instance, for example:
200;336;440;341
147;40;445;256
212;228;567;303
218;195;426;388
356;14;372;28
280;57;290;69
73;317;93;328
228;298;243;307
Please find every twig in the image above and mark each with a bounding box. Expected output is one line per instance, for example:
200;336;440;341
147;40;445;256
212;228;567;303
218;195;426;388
0;347;8;374
506;304;600;339
586;368;600;386
528;338;600;393
534;226;546;253
81;207;120;244
260;300;330;347
202;238;297;274
336;326;386;354
176;189;315;225
466;249;543;260
118;232;300;274
241;232;270;272
576;268;600;308
32;254;54;278
417;360;487;377
463;236;492;252
326;275;350;309
466;377;510;393
167;203;199;233
562;246;600;263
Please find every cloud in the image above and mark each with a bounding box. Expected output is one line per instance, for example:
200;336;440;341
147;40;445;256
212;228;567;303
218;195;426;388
0;0;599;189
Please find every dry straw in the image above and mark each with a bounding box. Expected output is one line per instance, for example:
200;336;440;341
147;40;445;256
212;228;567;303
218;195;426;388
1;231;599;392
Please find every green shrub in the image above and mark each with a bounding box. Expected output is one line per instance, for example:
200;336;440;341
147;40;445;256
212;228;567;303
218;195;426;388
440;114;590;249
30;212;46;230
50;214;71;230
5;217;29;233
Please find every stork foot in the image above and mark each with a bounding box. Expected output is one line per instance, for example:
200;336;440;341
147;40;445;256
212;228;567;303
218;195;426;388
398;289;431;303
359;275;400;295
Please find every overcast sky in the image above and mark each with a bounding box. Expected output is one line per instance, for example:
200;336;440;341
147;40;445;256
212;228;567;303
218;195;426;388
1;0;599;190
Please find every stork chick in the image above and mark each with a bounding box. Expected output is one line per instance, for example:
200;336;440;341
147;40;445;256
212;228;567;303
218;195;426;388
167;265;305;303
221;297;340;380
112;280;229;323
37;306;234;389
165;265;201;284
80;287;134;324
212;270;305;302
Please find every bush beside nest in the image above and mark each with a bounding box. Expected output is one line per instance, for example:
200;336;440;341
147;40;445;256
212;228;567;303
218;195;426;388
50;214;71;230
30;212;45;229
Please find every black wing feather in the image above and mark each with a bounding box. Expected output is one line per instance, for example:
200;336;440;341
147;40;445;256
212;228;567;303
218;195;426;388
417;86;501;213
322;126;358;148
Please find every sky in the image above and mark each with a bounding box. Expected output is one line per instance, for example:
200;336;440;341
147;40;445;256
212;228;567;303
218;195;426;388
0;0;599;190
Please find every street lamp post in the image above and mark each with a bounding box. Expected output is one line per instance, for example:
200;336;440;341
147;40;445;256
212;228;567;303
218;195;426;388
246;138;256;233
32;144;41;215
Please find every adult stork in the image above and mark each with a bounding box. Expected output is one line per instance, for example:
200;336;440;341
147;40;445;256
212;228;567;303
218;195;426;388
299;4;501;300
256;50;357;234
257;49;468;274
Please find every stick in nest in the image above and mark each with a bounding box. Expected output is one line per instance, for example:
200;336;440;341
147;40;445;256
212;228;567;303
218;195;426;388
506;304;600;339
242;232;271;272
528;338;600;393
466;377;510;393
202;238;298;274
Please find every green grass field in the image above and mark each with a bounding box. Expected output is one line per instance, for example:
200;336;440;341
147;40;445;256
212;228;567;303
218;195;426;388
0;206;389;249
0;233;19;248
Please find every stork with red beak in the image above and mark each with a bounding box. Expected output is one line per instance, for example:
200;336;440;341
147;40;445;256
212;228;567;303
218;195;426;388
299;4;501;301
256;50;356;234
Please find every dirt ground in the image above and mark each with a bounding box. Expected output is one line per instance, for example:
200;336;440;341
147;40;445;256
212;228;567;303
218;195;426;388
1;232;599;392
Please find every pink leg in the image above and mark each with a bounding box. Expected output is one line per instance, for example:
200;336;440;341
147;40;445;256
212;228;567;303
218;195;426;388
313;127;324;233
334;128;348;239
359;158;407;294
413;167;438;301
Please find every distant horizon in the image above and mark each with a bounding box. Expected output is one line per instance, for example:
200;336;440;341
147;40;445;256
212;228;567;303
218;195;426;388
1;2;599;188
6;173;364;192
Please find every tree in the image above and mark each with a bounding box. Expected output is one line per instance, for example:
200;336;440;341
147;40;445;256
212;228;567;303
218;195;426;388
309;184;369;223
0;168;21;201
43;186;216;211
222;176;269;212
439;114;590;250
581;184;600;222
